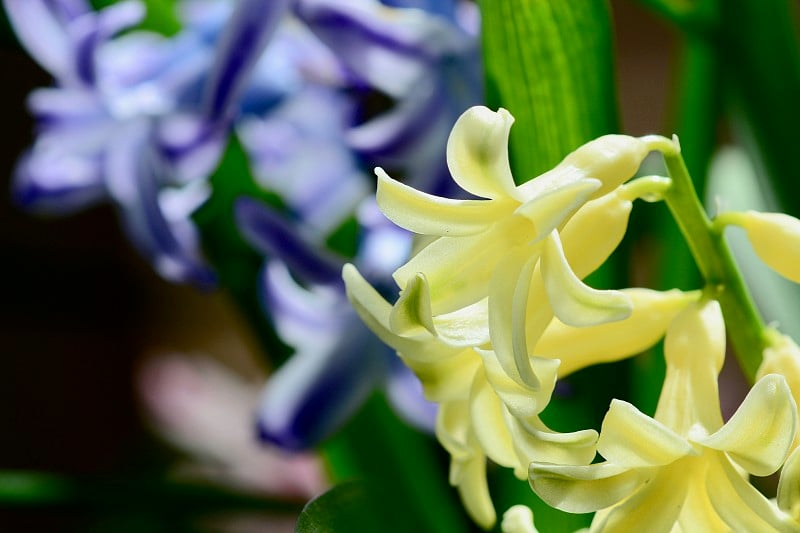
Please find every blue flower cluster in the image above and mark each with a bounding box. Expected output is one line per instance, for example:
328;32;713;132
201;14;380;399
5;0;481;449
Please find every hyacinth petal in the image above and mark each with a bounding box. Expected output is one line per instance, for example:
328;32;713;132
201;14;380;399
529;462;648;514
707;456;797;532
489;245;543;387
457;455;496;529
559;189;633;279
470;370;518;469
541;232;632;327
401;350;479;402
598;400;694;468
501;505;538;533
508;416;598;478
513;178;601;242
375;167;511;236
257;313;384;450
558;134;649;197
203;0;290;122
432;298;491;347
699;374;796;476
393;215;535;314
235;197;345;286
105;122;214;286
3;0;74;79
593;464;688;533
436;399;471;459
535;289;698;377
343;264;457;358
390;273;437;336
477;348;559;420
777;447;800;518
737;211;800;284
446;106;518;200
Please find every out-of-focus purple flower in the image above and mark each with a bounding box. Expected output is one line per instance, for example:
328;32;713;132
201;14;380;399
236;196;436;450
4;0;290;285
295;0;482;195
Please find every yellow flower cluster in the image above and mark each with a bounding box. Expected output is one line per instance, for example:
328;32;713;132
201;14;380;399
344;106;800;531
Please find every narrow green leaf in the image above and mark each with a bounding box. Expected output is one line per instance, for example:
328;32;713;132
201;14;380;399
479;0;618;183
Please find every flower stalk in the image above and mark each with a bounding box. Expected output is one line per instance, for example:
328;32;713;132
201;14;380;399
660;140;769;380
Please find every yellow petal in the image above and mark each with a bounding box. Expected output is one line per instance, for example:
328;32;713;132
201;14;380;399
436;399;471;458
598;399;694;468
529;462;649;514
432;298;491;347
777;446;800;519
389;273;436;336
376;167;513;236
344;264;461;360
592;462;688;533
656;299;725;433
699;374;797;476
758;333;800;452
469;369;518;469
509;414;598;478
488;244;543;388
705;454;797;532
456;454;497;529
557;134;650;197
541;233;632;327
393;215;535;315
446;106;518;200
513;178;601;244
737;211;800;283
501;505;538;533
477;348;559;420
559;188;633;279
401;349;479;402
535;289;698;377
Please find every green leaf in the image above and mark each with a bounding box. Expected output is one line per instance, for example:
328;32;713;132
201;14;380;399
296;482;421;533
479;0;618;183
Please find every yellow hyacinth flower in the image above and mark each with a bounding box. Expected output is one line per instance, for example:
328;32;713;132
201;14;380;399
715;210;800;284
344;264;598;529
531;300;799;532
378;105;669;318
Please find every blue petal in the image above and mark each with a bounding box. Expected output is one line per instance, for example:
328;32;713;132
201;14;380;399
71;1;145;85
234;197;346;287
237;88;369;234
104;120;215;286
259;261;344;346
12;150;105;213
202;0;291;124
257;309;387;450
3;0;77;80
295;0;474;97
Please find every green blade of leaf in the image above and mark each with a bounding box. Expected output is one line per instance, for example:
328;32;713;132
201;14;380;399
479;0;618;183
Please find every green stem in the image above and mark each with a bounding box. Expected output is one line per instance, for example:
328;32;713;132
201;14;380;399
660;144;768;380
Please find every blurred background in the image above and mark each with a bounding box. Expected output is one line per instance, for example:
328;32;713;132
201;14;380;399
0;1;680;530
